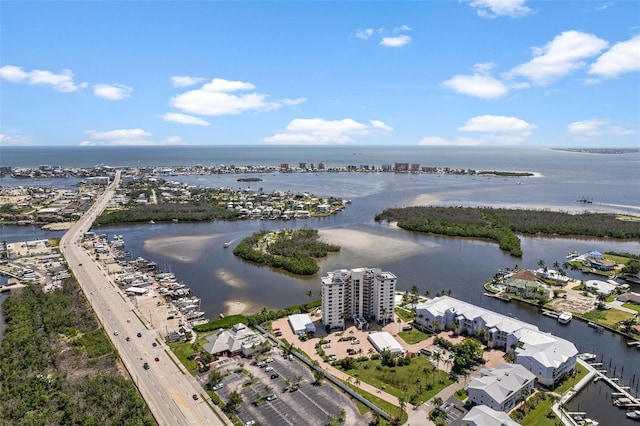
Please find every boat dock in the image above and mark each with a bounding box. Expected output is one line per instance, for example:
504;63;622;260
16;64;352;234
542;309;559;319
593;369;640;409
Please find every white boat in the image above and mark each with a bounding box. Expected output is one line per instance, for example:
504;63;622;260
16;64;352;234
578;353;597;362
558;311;573;324
224;241;231;248
626;410;640;420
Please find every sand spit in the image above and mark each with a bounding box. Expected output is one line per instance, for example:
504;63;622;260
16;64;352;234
318;228;428;260
215;268;247;289
144;235;217;262
223;300;250;316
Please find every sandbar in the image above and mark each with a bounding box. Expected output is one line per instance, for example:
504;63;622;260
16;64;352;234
224;300;250;316
215;268;247;289
319;228;429;260
144;235;217;262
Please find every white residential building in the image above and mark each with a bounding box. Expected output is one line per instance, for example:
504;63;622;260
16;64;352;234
468;363;536;412
415;296;577;387
461;405;520;426
321;267;396;329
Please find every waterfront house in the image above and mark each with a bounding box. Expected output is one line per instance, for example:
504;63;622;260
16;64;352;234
467;363;536;412
203;323;269;357
584;279;616;297
414;296;577;387
505;278;551;300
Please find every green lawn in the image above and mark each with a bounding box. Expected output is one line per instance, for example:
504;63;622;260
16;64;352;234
169;338;208;373
395;308;415;322
581;308;634;327
344;382;408;425
623;303;640;313
518;397;559;426
398;328;431;345
555;364;588;395
341;356;454;404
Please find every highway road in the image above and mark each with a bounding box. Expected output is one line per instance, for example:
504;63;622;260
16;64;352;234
60;170;228;426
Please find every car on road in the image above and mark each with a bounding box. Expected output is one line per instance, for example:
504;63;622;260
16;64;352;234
78;263;82;266
126;337;130;342
244;421;255;426
270;373;279;379
192;394;198;400
152;342;157;347
266;394;277;401
113;330;119;336
143;362;149;370
264;366;273;372
137;332;142;338
212;383;224;391
154;357;159;362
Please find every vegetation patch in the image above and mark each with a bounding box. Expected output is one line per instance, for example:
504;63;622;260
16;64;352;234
394;308;415;322
234;228;340;275
581;308;634;327
0;280;154;425
397;328;430;345
375;206;640;257
95;202;237;225
337;354;454;405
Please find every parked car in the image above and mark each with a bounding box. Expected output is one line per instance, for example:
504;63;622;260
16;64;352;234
113;330;119;336
143;362;149;370
419;348;432;356
154;357;160;362
212;383;224;391
245;421;255;426
265;358;274;363
137;332;142;338
266;394;277;401
152;342;157;347
192;394;198;400
264;366;273;372
351;339;359;345
270;373;280;379
126;336;130;342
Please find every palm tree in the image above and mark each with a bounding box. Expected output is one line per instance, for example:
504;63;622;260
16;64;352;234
410;284;419;303
538;259;546;269
553;261;560;271
313;369;324;385
432;396;443;410
424;290;430;299
340;310;347;330
294;374;303;387
398;395;407;417
431;320;442;333
381;308;388;326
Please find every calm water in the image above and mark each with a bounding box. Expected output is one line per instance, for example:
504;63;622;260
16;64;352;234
1;146;639;424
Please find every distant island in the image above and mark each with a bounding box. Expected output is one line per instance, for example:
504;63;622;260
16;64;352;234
551;148;639;154
233;228;340;275
375;206;640;257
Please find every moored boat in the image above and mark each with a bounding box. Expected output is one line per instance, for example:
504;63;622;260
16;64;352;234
558;311;573;324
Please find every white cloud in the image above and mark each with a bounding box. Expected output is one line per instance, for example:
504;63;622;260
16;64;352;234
420;115;536;146
418;136;484;146
170;78;302;116
170;75;206;87
93;83;133;100
264;118;392;145
161;112;211;126
443;73;508;98
0;133;30;145
589;35;640;78
458;115;536;133
380;35;412;48
354;25;412;47
355;28;375;40
567;119;636;138
468;0;532;18
506;30;609;85
0;65;87;92
81;128;184;145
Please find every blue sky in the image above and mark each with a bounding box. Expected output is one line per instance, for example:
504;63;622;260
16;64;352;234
1;0;639;147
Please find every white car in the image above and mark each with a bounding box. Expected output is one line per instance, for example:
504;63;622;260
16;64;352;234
266;394;277;401
245;421;255;426
264;366;274;372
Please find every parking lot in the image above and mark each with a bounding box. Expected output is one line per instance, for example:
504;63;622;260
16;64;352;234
215;352;363;426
